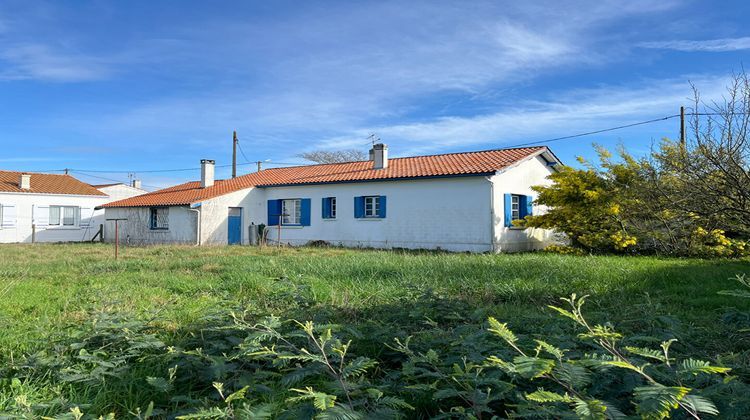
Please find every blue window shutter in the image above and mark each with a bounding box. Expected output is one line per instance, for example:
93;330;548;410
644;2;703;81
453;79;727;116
301;198;311;226
267;199;281;226
524;195;534;218
503;193;512;227
322;197;329;218
354;196;364;218
378;196;387;218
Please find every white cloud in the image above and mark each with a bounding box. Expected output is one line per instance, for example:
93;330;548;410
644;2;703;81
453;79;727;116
0;43;110;82
311;74;731;156
639;37;750;52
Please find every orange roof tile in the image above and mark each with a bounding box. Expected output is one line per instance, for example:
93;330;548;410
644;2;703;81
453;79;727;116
0;171;107;196
102;146;554;208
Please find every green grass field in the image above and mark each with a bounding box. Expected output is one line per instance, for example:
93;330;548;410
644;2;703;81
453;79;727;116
1;243;749;417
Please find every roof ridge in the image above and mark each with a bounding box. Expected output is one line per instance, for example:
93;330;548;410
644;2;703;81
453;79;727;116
101;146;556;208
0;169;72;177
260;145;548;172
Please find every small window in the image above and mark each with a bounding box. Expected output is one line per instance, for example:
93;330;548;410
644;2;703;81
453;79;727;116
49;206;79;227
511;195;520;221
364;196;380;218
282;199;302;225
150;207;169;230
323;197;336;219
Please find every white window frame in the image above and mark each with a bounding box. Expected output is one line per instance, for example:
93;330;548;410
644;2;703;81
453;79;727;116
282;199;302;225
324;197;337;219
364;196;380;218
49;205;80;228
511;194;521;221
150;207;169;230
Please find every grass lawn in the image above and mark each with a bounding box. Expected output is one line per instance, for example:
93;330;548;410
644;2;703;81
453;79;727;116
1;243;749;417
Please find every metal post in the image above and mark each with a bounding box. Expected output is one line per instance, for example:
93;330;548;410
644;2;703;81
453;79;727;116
114;220;119;259
277;214;282;247
106;218;128;260
31;224;35;243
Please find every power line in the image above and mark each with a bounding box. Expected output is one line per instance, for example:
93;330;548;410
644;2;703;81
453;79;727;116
496;114;681;148
22;110;750;175
236;139;251;163
71;170;160;191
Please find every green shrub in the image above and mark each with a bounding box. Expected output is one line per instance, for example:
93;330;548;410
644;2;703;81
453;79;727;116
3;289;749;419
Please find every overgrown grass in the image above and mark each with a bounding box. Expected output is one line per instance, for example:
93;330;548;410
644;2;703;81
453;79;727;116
0;243;749;417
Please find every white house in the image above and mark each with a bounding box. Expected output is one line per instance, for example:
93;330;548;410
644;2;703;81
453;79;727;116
0;171;145;243
101;145;562;252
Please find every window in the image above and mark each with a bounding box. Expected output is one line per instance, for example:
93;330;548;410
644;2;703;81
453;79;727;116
49;206;79;227
364;196;380;218
150;207;169;230
354;196;386;219
511;194;520;221
504;194;533;227
282;199;302;225
322;197;336;219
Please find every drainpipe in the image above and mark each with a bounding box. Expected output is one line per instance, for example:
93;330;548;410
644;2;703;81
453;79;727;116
188;204;201;246
485;176;497;253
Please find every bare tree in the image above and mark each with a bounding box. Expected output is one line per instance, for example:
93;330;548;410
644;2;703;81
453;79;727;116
656;71;750;237
297;149;367;164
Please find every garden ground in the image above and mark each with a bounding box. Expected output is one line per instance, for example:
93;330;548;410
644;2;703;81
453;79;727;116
1;244;749;417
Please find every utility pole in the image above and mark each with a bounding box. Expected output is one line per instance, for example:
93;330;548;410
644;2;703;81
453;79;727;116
679;106;686;150
257;161;262;172
232;130;238;178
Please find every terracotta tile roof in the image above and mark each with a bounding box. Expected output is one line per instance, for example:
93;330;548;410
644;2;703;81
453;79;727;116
102;146;553;208
0;171;107;196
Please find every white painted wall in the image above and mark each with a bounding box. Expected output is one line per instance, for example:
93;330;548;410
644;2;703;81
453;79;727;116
197;187;259;245
0;192;108;243
97;184;146;202
491;155;557;252
102;206;198;245
249;176;493;252
97;157;559;252
0;184;146;244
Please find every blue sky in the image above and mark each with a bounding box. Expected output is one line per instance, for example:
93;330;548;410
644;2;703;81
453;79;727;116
0;0;748;189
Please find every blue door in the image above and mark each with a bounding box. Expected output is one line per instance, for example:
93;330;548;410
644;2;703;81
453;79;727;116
228;207;242;245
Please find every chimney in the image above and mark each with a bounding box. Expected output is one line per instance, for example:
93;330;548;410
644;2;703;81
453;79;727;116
201;159;215;188
131;179;142;189
371;143;388;169
19;173;31;190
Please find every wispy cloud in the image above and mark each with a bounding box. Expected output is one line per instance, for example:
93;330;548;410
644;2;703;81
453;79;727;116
0;43;111;82
312;75;730;157
639;37;750;52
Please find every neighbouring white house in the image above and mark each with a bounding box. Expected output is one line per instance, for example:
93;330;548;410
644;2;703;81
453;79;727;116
101;145;562;252
0;171;146;243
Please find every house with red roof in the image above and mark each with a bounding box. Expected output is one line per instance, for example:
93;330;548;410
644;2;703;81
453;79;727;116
101;144;562;252
0;171;145;243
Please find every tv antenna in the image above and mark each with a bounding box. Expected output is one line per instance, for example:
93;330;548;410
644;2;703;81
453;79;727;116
366;133;380;146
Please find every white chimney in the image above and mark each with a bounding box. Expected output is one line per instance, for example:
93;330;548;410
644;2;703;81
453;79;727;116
19;173;31;190
131;179;142;189
371;143;388;169
201;159;215;188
